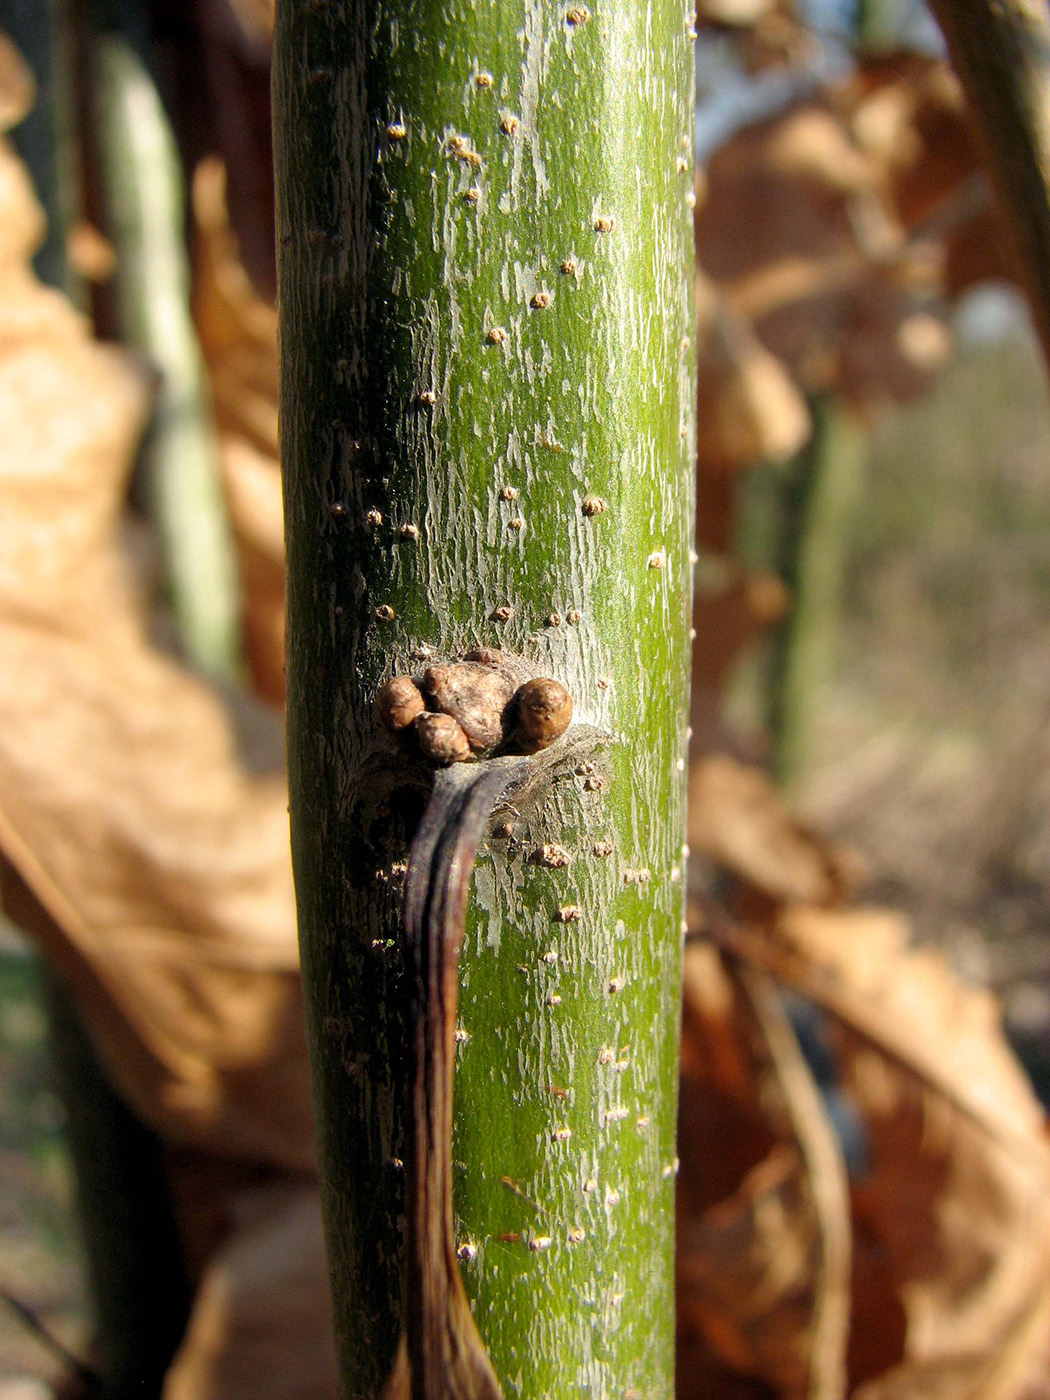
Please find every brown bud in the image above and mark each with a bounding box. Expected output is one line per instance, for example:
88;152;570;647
515;678;573;752
415;712;471;765
423;663;452;694
376;676;425;732
464;647;503;666
532;844;571;869
423;661;515;753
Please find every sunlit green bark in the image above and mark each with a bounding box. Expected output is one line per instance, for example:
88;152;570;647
275;2;696;1393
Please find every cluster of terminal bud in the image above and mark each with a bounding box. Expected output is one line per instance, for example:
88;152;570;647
376;649;572;763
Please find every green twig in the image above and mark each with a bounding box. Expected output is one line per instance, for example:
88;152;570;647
90;1;241;680
769;399;867;790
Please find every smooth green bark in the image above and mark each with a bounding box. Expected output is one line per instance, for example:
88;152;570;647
275;2;696;1395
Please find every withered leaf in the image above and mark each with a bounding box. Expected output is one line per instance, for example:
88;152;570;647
678;944;851;1400
0;98;309;1171
694;67;975;410
0;29;34;133
691;564;789;739
696;270;813;474
193;155;284;706
709;902;1050;1400
689;754;863;907
786;906;1050;1400
163;1181;337;1400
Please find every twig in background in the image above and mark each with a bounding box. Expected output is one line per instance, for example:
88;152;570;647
0;1282;102;1393
928;0;1050;375
89;0;241;680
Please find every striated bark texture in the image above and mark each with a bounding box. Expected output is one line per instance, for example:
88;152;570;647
274;1;696;1395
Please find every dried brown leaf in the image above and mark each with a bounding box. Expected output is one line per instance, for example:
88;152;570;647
774;906;1046;1152
163;1181;337;1400
697;274;813;473
697;109;861;298
192;157;284;706
66;219;117;284
698;0;777;26
0;29;34;133
678;944;851;1400
680;1145;832;1398
692;561;790;699
679;942;780;1214
0;116;309;1170
217;0;274;47
711;904;1050;1400
221;435;284;706
694;77;967;408
689;754;863;906
848;1077;1050;1400
795;907;1050;1400
765;108;881;197
193;157;278;458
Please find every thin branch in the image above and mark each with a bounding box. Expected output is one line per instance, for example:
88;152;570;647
928;0;1050;372
0;1283;101;1392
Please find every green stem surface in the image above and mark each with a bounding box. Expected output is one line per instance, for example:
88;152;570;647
275;2;696;1394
